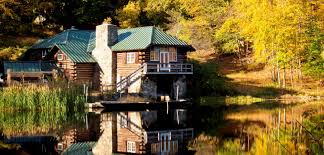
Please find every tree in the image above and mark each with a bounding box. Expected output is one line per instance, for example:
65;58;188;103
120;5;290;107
116;1;141;28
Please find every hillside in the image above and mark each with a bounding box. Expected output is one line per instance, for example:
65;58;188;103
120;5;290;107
189;50;324;99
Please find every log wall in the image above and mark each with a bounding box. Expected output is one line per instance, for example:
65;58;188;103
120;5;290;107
55;50;76;81
75;63;96;83
116;51;142;77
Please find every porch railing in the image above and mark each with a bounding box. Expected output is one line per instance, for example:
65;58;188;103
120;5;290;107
146;128;194;145
143;63;193;74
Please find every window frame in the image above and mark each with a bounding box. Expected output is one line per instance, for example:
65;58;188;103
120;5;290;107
57;53;64;61
150;47;160;61
126;52;136;64
169;47;177;62
126;141;136;153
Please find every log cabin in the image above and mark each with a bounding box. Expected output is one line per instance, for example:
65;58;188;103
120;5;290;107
6;23;195;99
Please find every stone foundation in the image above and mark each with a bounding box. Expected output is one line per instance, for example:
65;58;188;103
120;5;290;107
140;77;157;99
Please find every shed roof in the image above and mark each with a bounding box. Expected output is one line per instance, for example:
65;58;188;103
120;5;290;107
30;26;193;63
3;61;57;74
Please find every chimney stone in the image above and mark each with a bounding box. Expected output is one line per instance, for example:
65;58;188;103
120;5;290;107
96;24;118;47
92;23;118;90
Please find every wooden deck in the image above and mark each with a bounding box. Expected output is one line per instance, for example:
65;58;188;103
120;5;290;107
95;100;191;112
143;63;193;75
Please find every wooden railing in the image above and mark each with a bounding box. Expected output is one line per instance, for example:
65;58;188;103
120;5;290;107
101;64;144;93
151;140;178;155
116;65;144;93
143;63;193;74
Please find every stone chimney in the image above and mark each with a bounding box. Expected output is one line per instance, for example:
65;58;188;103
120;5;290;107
92;24;118;89
96;24;118;47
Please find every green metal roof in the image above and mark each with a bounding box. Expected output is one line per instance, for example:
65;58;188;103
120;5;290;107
56;40;97;63
151;27;189;46
30;30;94;50
30;26;193;63
3;61;57;74
111;26;153;51
62;141;96;155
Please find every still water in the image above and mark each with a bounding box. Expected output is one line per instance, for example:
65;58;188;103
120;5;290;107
0;99;323;155
0;107;194;155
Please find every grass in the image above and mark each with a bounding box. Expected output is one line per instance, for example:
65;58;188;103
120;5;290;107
199;96;264;107
0;82;85;112
225;64;324;98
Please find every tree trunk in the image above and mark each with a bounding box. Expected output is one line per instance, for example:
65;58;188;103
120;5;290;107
298;57;303;87
290;64;293;88
277;59;281;87
283;65;286;88
271;47;276;82
272;64;276;82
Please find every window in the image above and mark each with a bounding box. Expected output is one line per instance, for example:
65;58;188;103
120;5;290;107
127;141;136;153
57;53;64;61
127;52;136;64
169;47;177;62
150;47;160;61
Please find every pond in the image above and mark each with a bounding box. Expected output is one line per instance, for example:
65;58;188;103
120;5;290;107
0;99;323;155
0;106;194;155
191;98;324;155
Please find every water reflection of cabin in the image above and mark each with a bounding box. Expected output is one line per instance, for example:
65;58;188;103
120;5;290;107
93;109;193;154
3;23;194;99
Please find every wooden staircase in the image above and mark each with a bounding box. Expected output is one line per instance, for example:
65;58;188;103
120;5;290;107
102;65;145;99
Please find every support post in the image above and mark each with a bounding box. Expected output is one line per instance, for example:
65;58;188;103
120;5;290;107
86;85;89;103
166;96;170;114
176;109;179;125
176;85;179;101
22;72;25;84
7;69;11;86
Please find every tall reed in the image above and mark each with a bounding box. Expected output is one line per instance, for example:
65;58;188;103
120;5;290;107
0;82;85;112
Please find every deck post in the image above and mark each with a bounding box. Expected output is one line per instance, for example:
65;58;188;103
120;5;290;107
21;72;25;83
42;73;45;83
166;96;170;114
176;85;179;101
7;69;11;86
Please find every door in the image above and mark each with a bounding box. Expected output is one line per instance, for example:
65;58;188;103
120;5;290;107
159;132;171;154
160;51;170;71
